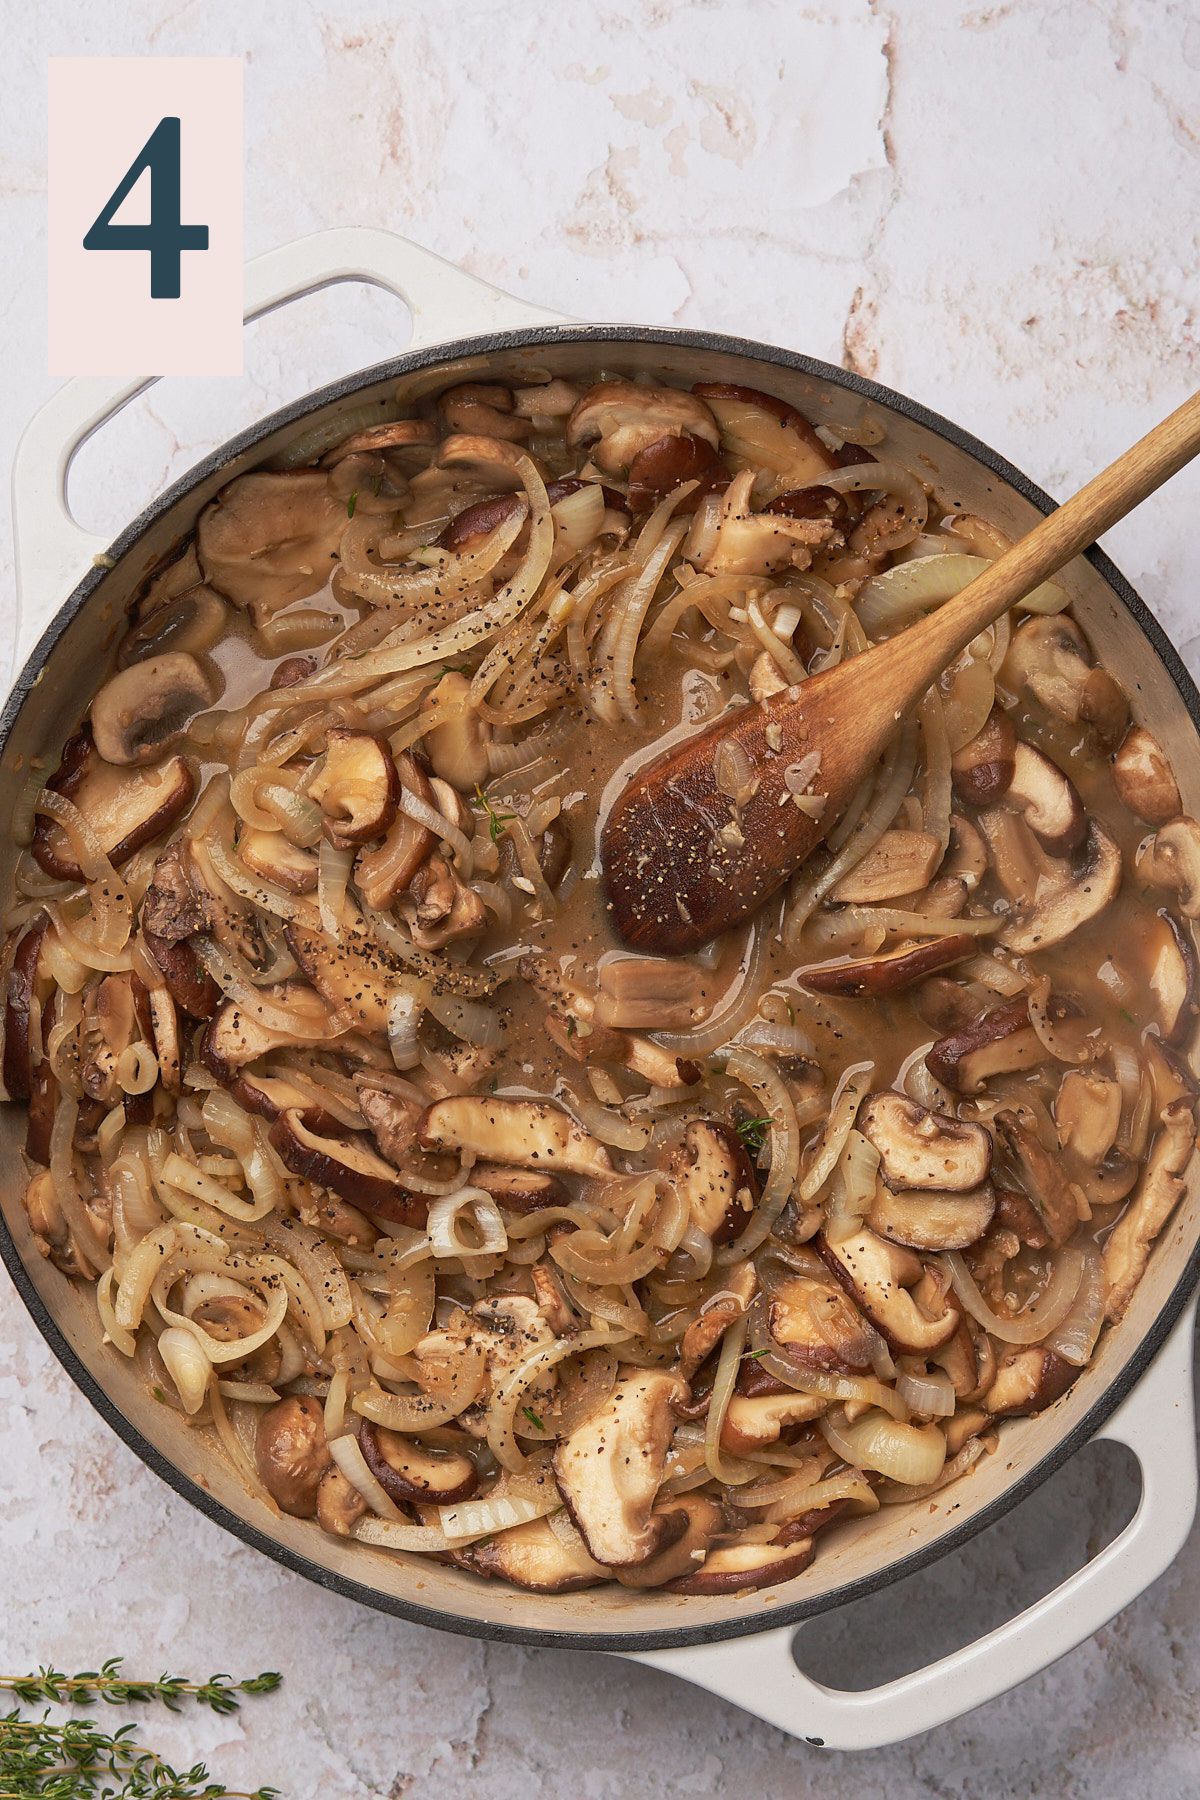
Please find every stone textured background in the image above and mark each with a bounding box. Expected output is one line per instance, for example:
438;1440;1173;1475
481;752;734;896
2;2;1199;1793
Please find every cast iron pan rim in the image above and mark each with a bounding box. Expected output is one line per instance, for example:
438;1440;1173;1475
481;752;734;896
2;322;1199;1656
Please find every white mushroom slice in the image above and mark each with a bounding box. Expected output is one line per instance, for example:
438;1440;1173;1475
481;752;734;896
419;1096;612;1177
696;472;835;577
1000;820;1123;954
198;470;346;622
553;1370;687;1566
1054;1070;1122;1165
316;1465;368;1537
422;672;492;791
994;1110;1081;1247
1145;910;1199;1045
678;1265;757;1377
437;432;533;490
400;855;487;952
466;1516;608;1591
951;707;1017;808
868;1184;995;1251
977;807;1060;907
1004;742;1086;855
661;1120;757;1245
238;828;319;895
1002;614;1129;744
1112;725;1181;825
615;1493;727;1589
720;1388;828;1454
255;1395;332;1517
80;973;142;1104
828;830;942;905
32;731;196;882
984;1345;1076;1418
512;378;582;421
595;956;708;1031
566;380;719;475
766;1272;875;1374
857;1093;992;1192
1102;1098;1198;1321
925;998;1045;1094
199;980;332;1080
691;381;836;485
668;1535;816;1595
90;653;216;766
819;1228;959;1353
439;382;530;442
1136;816;1200;919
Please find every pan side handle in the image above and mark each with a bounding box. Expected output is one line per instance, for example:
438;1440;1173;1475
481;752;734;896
10;227;572;670
625;1291;1198;1750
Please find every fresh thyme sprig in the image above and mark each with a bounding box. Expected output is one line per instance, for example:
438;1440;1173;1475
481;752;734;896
472;783;517;844
0;1662;281;1799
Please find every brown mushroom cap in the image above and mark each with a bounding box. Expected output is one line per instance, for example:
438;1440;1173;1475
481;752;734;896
358;1420;477;1504
994;1109;1080;1247
32;730;196;882
627;432;728;513
89;653;216;767
438;382;530;442
255;1395;332;1516
308;729;401;848
615;1493;727;1589
199;980;332;1080
925;998;1045;1094
1004;742;1087;855
720;1387;828;1454
316;1464;368;1537
269;1109;423;1218
354;752;437;911
553;1370;687;1566
691;381;836;486
766;1272;875;1375
3;915;48;1102
799;933;975;999
857;1092;993;1191
984;1345;1076;1418
198;470;346;621
1000;820;1123;953
667;1535;816;1595
566;381;719;475
464;1516;608;1592
1112;725;1182;826
660;1120;758;1246
951;707;1017;808
1136;816;1200;919
1002;614;1129;743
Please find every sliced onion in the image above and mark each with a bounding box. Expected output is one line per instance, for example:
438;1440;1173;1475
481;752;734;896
799;1062;875;1203
329;1430;407;1519
857;553;1066;637
895;1366;956;1419
427;1186;508;1257
439;1469;560;1540
424;988;506;1048
1044;1246;1104;1367
656;924;766;1056
878;1434;990;1504
317;839;354;938
728;1468;876;1514
821;1407;946;1486
717;1048;800;1261
559;1083;652;1152
944;1246;1085;1345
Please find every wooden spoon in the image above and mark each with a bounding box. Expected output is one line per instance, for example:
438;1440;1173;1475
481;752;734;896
601;389;1200;955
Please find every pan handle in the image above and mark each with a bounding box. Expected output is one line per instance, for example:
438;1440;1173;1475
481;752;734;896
627;1291;1198;1750
10;227;572;669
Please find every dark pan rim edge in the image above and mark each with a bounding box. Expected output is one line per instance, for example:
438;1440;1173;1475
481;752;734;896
1;321;1197;1658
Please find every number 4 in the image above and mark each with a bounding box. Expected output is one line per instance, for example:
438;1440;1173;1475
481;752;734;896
83;116;209;299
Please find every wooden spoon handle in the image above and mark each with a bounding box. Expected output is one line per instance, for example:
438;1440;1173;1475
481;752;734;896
895;387;1200;685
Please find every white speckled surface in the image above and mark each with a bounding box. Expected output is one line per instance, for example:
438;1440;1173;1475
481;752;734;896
4;2;1200;1792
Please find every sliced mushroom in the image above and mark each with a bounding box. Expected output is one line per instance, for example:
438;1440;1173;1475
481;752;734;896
355;1082;423;1167
720;1388;828;1454
1000;820;1123;953
1054;1070;1122;1165
627;432;727;513
819;1228;959;1353
950;708;1016;807
1004;742;1086;855
269;1109;422;1218
661;1120;758;1245
89;652;216;767
925;998;1045;1094
439;382;530;441
984;1345;1076;1418
615;1493;727;1589
553;1370;687;1566
140;843;220;1019
25;1018;59;1165
1112;725;1181;825
538;815;573;891
766;1271;876;1374
419;1096;612;1177
321;419;437;461
976;806;1059;907
798;933;975;999
1135;816;1200;919
668;1535;816;1595
469;1162;566;1213
465;1516;608;1592
316;1464;368;1538
120;566;229;669
1102;1098;1197;1321
678;1265;757;1378
3;916;48;1101
284;918;401;1034
867;1184;995;1251
358;1420;477;1504
595;956;708;1032
32;730;196;881
943;814;989;891
695;470;836;576
1145;910;1199;1045
691;381;836;486
995;1109;1081;1247
1002;614;1129;744
255;1395;332;1517
354;752;437;910
944;1406;990;1455
858;1093;992;1191
401;854;487;951
198;470;346;622
308;730;400;847
437;433;533;490
199;980;331;1080
228;1071;336;1131
566;381;719;476
828;830;942;905
80;972;143;1104
422;672;492;791
238;828;319;894
1145;1034;1199;1114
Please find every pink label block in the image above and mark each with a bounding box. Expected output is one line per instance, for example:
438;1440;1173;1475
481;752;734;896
48;57;243;376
